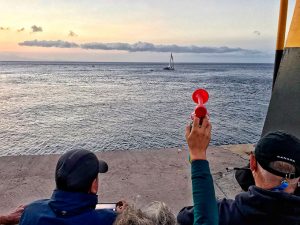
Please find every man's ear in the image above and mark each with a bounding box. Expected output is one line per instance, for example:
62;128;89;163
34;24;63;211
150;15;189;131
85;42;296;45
90;176;99;194
250;153;257;172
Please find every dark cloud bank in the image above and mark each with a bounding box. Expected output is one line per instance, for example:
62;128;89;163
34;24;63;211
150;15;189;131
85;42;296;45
19;40;78;48
19;40;260;54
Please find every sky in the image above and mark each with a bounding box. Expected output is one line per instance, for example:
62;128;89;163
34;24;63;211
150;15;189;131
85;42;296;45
0;0;296;63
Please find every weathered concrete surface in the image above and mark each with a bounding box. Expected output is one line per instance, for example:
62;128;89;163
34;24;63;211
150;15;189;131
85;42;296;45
0;145;250;215
221;144;254;160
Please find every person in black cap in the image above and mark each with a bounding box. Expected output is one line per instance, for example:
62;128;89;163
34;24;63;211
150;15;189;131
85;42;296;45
177;131;300;225
19;149;117;225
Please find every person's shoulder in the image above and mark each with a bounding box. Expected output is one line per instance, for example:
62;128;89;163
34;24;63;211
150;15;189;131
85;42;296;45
177;206;194;225
217;198;239;225
25;199;50;211
19;199;51;225
218;197;235;212
21;199;51;220
218;198;234;206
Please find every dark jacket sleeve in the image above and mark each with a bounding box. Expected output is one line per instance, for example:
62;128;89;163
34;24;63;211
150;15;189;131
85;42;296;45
177;206;194;225
191;160;218;225
177;198;235;225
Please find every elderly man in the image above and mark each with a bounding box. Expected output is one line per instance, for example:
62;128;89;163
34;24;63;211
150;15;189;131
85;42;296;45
20;149;117;225
177;130;300;225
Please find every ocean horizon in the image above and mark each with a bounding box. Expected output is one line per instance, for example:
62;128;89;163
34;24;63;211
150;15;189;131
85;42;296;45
0;61;273;156
0;60;274;64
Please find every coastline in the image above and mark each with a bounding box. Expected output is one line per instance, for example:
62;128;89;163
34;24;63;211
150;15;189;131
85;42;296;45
0;144;252;214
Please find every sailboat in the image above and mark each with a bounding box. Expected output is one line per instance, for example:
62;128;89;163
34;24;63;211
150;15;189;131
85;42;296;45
163;53;175;70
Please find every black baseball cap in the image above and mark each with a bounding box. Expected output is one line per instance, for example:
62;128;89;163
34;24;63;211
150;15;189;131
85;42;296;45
55;149;108;192
255;131;300;179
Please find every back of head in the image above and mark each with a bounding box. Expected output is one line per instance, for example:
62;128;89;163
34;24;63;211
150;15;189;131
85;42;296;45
141;201;176;225
55;149;108;192
254;131;300;191
114;206;154;225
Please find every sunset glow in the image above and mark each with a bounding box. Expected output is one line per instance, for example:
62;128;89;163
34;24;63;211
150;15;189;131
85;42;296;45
0;0;296;62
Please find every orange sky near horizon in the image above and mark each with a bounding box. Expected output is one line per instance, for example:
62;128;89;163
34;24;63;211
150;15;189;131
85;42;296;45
0;0;296;62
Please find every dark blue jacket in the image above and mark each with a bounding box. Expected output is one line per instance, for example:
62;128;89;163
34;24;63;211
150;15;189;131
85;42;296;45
178;186;300;225
20;190;117;225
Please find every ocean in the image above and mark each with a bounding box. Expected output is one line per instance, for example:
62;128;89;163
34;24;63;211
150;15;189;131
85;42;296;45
0;61;273;156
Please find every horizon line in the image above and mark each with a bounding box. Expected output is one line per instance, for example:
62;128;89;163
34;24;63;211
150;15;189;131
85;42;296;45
0;60;274;64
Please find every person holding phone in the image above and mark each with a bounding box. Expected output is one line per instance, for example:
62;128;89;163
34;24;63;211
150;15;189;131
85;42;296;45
19;149;118;225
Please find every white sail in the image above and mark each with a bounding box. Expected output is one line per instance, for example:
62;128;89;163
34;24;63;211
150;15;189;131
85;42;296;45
170;53;174;69
164;53;175;70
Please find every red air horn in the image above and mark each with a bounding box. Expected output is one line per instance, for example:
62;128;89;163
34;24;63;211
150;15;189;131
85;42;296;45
191;89;209;119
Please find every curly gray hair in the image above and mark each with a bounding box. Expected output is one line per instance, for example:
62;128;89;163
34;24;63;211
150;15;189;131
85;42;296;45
141;201;176;225
114;206;154;225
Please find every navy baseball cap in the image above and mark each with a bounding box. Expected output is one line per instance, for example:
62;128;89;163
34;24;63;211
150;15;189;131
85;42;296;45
55;149;108;192
255;131;300;179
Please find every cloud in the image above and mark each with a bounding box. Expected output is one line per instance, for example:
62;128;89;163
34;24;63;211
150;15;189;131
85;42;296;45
81;41;260;54
17;28;25;32
0;27;9;31
18;40;260;54
31;25;43;33
19;40;79;48
253;30;261;36
69;30;78;37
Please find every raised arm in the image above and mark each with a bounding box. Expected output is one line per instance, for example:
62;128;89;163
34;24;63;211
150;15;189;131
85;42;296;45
185;116;218;225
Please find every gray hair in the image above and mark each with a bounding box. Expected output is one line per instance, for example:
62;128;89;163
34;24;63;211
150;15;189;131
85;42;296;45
114;206;154;225
258;161;299;190
141;201;176;225
269;161;296;174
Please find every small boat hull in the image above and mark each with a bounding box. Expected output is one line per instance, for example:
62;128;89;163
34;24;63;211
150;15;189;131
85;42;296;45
163;66;174;70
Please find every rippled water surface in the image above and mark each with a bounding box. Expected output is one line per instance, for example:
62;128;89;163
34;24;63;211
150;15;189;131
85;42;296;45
0;62;273;155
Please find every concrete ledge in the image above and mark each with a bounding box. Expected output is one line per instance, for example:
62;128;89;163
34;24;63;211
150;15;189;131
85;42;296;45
0;145;249;214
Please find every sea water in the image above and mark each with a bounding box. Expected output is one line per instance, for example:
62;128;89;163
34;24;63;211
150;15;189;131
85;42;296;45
0;62;273;155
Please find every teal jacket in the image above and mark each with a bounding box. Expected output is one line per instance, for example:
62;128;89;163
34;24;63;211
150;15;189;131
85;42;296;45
191;160;218;225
